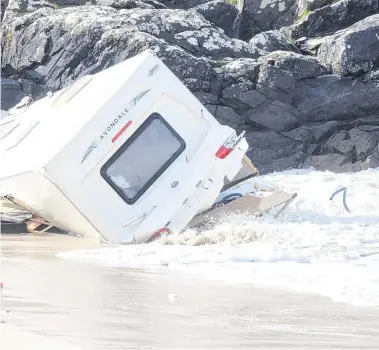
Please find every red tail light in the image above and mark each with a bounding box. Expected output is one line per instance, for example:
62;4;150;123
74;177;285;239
215;131;246;160
216;145;233;159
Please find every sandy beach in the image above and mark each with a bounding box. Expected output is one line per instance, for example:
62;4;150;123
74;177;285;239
1;233;379;349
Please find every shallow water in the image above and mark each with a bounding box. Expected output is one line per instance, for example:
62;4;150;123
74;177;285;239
59;168;379;307
1;234;379;349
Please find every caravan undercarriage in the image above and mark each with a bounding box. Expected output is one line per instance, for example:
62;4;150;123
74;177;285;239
1;177;297;241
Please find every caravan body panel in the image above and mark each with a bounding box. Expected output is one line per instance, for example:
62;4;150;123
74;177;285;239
0;171;101;241
1;51;248;243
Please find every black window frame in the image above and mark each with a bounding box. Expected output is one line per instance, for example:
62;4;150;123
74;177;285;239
100;113;186;205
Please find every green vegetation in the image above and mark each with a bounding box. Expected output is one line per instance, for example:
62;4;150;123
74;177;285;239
48;0;60;9
226;0;237;6
4;32;14;48
297;9;312;22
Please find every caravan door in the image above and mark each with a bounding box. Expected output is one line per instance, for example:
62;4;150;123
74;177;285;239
85;92;215;243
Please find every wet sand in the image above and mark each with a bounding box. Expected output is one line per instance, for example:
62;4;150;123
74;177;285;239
1;233;379;349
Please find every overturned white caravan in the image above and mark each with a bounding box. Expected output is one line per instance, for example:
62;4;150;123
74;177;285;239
0;50;296;243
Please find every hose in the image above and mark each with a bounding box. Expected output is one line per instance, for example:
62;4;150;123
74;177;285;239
330;187;350;213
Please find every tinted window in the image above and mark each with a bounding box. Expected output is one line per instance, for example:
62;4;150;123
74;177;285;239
101;114;185;204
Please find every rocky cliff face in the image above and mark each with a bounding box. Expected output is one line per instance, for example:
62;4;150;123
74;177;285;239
1;0;379;173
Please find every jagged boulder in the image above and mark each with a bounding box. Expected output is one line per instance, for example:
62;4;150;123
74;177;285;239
244;99;300;132
245;130;306;173
2;0;56;22
1;6;257;92
2;0;379;176
249;30;299;55
318;14;379;77
1;79;26;110
256;63;295;104
237;0;298;41
158;0;209;9
1;0;9;21
217;58;261;86
287;0;379;39
94;0;168;9
259;51;327;81
214;105;246;126
221;82;266;111
192;0;239;38
294;75;379;122
282;121;342;143
296;0;334;13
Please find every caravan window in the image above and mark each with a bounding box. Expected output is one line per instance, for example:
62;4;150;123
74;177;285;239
101;113;186;204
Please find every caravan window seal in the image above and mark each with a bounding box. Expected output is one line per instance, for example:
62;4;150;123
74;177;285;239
100;113;186;205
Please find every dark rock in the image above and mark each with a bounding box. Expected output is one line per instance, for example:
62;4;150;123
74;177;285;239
159;0;209;9
295;36;326;55
257;63;295;104
222;82;255;100
1;79;26;110
281;125;314;143
283;120;344;143
287;0;379;40
217;58;261;89
220;82;267;111
358;125;379;133
235;89;267;109
21;70;45;84
363;69;379;82
348;128;378;159
205;104;217;116
233;8;262;41
1;7;257;92
353;115;379;127
193;0;239;38
322;130;350;153
260;51;327;81
215;105;245;125
19;79;50;102
245;130;306;173
318;14;379;77
297;0;335;13
174;29;255;61
304;144;379;172
4;0;55;18
303;153;356;172
55;0;87;5
2;0;379;177
224;89;267;112
238;0;297;41
294;75;379;122
1;0;9;21
244;99;299;132
312;120;343;142
313;127;378;171
365;148;379;168
249;30;299;55
94;0;168;9
237;0;368;42
193;91;218;105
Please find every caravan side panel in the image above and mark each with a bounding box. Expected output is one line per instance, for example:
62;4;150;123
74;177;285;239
0;171;101;241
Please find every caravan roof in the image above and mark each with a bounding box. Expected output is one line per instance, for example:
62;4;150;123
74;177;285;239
0;51;155;180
